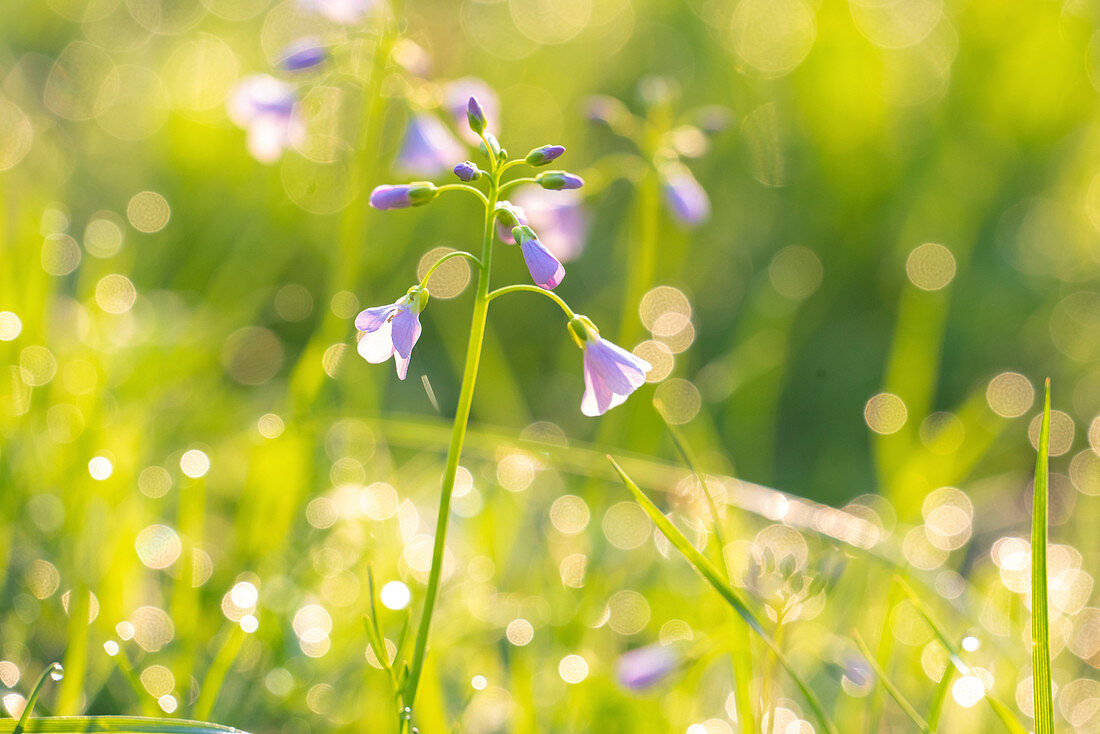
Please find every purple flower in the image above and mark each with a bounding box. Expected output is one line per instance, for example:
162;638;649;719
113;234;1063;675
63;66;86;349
467;96;486;134
354;288;428;380
536;170;584;191
512;186;588;262
511;225;564;291
661;164;710;227
396;114;464;177
525;144;565;167
453;161;481;182
369;182;438;210
278;39;328;71
299;0;374;24
616;645;678;690
443;78;499;144
227;74;304;164
569;317;651;417
494;201;526;244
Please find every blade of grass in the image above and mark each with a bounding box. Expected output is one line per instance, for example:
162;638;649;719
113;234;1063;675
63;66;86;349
661;416;756;734
608;456;838;734
191;624;244;722
852;630;931;733
927;665;954;733
896;577;1028;734
1;718;248;734
1031;378;1054;734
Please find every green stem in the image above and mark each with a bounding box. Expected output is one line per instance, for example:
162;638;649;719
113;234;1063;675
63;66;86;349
500;160;527;174
419;251;482;289
485;284;574;319
401;166;499;727
497;178;538;197
436;184;489;206
192;624;245;722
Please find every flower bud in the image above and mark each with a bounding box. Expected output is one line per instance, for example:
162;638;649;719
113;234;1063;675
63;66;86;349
278;38;328;71
369;182;438;210
467;96;487;135
495;202;521;229
525;145;565;167
479;132;502;159
536;170;584;191
453;161;481;181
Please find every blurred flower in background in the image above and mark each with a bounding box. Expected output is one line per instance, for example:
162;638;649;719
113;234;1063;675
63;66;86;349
227;75;303;163
396;113;465;176
300;0;375;25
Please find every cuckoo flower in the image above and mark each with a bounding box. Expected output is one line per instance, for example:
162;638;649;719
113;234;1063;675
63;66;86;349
278;38;328;71
616;645;679;691
443;78;499;143
299;0;373;24
537;170;584;190
512;186;588;262
369;182;439;210
227;74;304;164
511;225;564;291
453;161;481;182
397;114;464;176
662;163;710;227
525;144;565;167
569;316;651;417
355;287;429;380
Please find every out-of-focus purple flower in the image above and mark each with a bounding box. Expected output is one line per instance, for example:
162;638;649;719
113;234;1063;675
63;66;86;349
616;645;679;690
453;161;481;182
467;96;486;134
443;78;499;144
661;163;710;227
227;74;304;164
396;114;464;177
569;316;651;417
391;39;431;77
525;144;565;167
537;170;584;191
355;287;428;380
299;0;373;24
369;182;438;210
512;186;588;262
511;225;564;291
278;38;328;71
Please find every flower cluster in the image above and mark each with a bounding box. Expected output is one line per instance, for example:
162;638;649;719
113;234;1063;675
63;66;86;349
356;93;651;415
586;77;729;227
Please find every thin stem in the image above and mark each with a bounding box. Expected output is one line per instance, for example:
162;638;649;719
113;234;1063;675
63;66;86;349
419;251;483;288
402;158;500;727
500;160;527;174
497;177;538;197
486;284;575;319
14;664;62;734
436;184;489;206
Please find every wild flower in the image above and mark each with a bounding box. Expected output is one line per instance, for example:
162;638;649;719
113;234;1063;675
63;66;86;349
615;644;679;690
396;114;465;176
299;0;374;24
226;74;304;164
359;91;652;731
277;38;328;72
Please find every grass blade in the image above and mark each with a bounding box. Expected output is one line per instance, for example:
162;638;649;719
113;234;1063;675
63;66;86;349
0;718;247;734
852;631;931;733
608;456;838;734
896;577;1028;734
1031;378;1054;734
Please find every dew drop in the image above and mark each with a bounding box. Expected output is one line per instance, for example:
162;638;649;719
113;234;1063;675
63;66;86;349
49;663;64;681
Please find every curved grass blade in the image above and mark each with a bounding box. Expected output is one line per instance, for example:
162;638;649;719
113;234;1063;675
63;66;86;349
1031;378;1054;734
0;718;248;734
927;666;954;733
608;456;839;734
14;664;63;734
192;624;244;722
896;577;1028;734
852;630;931;733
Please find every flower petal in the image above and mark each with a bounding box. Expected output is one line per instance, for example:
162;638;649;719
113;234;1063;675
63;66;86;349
521;238;565;290
355;303;396;332
390;307;422;359
356;320;395;363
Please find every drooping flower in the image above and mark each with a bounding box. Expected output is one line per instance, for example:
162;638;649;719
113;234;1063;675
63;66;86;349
369;182;438;210
511;225;564;291
396;114;464;176
568;316;651;417
525;144;565;167
661;163;710;227
278;38;328;71
616;645;679;690
453;161;481;181
512;186;588;262
299;0;374;24
536;170;584;191
354;287;429;380
227;74;304;164
443;78;499;144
